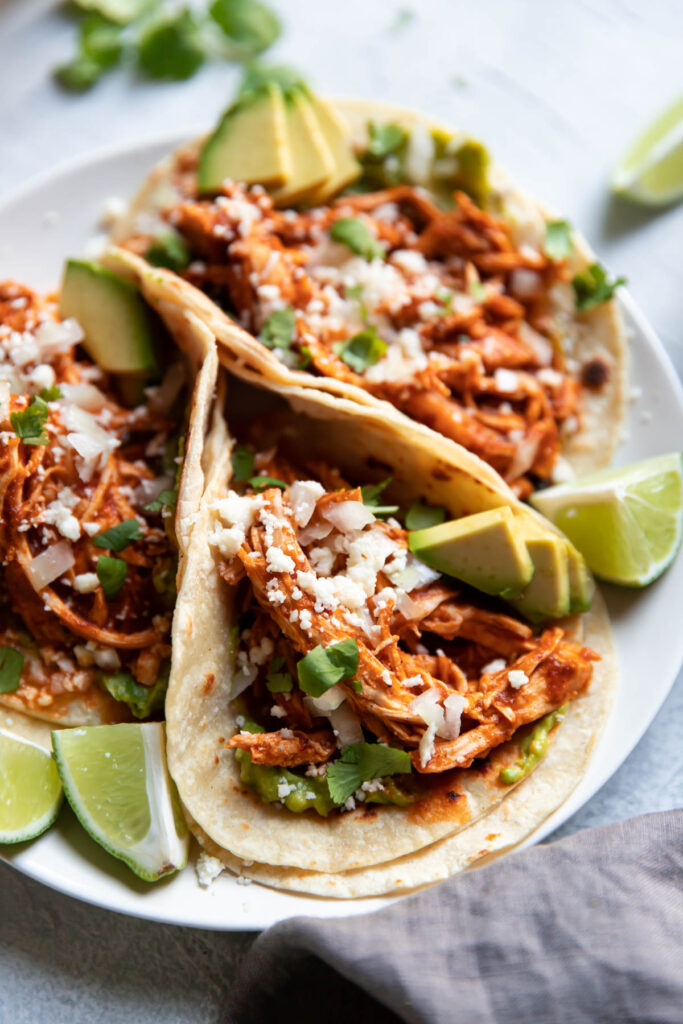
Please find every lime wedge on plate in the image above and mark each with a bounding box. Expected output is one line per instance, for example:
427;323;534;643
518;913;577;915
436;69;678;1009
612;96;683;206
0;730;63;844
530;453;683;586
52;722;188;881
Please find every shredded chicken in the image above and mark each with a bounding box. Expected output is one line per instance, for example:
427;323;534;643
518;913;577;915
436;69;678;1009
226;728;336;766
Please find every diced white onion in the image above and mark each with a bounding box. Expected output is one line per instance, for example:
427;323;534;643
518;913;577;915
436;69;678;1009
304;684;346;715
288;480;325;527
442;693;467;739
230;663;258;700
297;519;334;546
510;269;542;299
322;501;375;533
0;380;9;420
328;702;364;748
34;318;83;357
60;382;107;412
26;541;74;590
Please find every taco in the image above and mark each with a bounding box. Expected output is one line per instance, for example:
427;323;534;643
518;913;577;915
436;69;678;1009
113;87;627;499
0;248;218;729
163;358;615;890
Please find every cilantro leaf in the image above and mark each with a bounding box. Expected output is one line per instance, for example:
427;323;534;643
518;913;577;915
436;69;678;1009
405;501;446;531
54;54;106;92
366;121;409;159
260;307;296;350
468;280;487;302
0;647;24;694
298;345;312;369
249;475;287;492
39;385;63;402
92;518;142;552
209;0;281;59
326;742;412;805
297;639;359;698
231;444;254;482
96;556;127;599
544;220;572;261
145;230;191;271
80;13;124;69
70;0;154;26
360;478;399;517
572;263;626;311
334;327;387;374
100;669;168;719
330;218;386;261
144;488;178;514
266;671;293;693
137;8;206;81
11;396;49;446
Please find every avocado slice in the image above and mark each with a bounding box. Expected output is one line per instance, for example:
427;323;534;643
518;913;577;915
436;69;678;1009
305;95;361;204
565;541;594;614
198;82;291;194
408;506;534;598
508;521;571;622
271;87;333;207
59;260;157;377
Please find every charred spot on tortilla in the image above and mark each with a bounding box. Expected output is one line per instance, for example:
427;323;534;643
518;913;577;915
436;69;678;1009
581;357;610;389
203;672;216;694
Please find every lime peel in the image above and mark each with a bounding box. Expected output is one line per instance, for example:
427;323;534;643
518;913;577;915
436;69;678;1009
0;729;63;844
612;96;683;207
51;722;189;882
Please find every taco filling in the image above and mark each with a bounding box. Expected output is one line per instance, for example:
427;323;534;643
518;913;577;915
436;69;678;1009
209;433;599;817
0;278;187;724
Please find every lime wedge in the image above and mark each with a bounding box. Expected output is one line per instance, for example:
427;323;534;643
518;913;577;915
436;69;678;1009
530;453;683;587
52;723;188;881
0;730;63;844
612;96;683;206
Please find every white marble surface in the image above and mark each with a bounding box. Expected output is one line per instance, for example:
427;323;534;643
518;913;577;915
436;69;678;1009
0;1;682;1020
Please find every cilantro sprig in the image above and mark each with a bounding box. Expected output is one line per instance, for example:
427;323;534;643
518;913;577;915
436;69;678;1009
360;478;399;517
330;218;386;261
326;742;412;805
96;556;128;598
0;647;24;694
145;231;191;271
231;444;255;482
92;518;142;552
38;385;63;402
11;396;50;446
544;220;572;261
334;327;387;373
297;639;359;698
209;0;281;59
266;657;293;693
249;475;287;492
145;488;178;514
572;263;626;311
260;307;296;350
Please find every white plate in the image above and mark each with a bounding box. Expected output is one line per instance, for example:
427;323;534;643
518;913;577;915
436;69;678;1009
1;138;682;931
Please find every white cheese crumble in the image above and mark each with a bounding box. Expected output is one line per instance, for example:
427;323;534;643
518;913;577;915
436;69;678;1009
73;573;99;594
196;852;225;888
266;546;295;574
508;670;529;689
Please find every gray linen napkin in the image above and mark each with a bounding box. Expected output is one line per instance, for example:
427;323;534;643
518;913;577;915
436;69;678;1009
228;810;683;1024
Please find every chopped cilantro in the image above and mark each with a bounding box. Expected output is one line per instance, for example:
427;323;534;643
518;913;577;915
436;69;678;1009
231;444;254;482
326;742;412;805
266;671;293;693
101;669;168;719
298;345;312;369
361;478;399;517
334;327;387;373
260;307;296;350
366;121;408;159
330;218;386;261
0;647;24;694
38;385;63;402
209;0;281;59
137;8;206;81
405;501;446;531
54;54;107;92
468;280;487;302
144;488;178;514
70;0;153;25
11;396;49;446
249;475;287;491
92;518;142;552
544;220;572;261
572;263;626;311
145;231;191;271
80;13;124;67
96;556;127;599
297;639;359;698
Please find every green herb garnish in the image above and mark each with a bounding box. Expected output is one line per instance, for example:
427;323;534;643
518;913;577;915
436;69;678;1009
334;327;387;374
11;396;49;446
297;639;359;698
249;475;287;491
366;122;409;159
38;385;63;402
231;444;254;482
209;0;281;59
92;518;142;552
0;647;24;694
298;345;312;369
544;220;572;261
326;742;412;805
137;8;206;81
70;0;153;25
96;556;128;599
572;263;626;311
330;218;386;261
360;478;399;517
101;669;168;719
144;488;178;514
405;501;446;531
145;231;191;272
266;671;293;693
260;307;296;350
468;280;487;302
